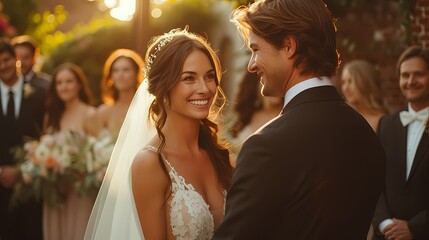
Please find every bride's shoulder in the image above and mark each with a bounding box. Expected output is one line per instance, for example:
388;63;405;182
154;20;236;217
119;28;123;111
131;148;169;190
132;148;165;176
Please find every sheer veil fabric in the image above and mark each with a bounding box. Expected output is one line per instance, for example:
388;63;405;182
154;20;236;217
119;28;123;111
84;80;155;240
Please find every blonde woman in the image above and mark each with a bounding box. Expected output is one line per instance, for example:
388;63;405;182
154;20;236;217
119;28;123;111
341;59;388;131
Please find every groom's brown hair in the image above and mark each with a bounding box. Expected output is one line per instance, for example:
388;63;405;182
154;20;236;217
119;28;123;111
231;0;340;77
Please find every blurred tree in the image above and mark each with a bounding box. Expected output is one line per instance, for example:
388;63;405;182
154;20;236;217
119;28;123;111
26;5;68;54
149;0;218;38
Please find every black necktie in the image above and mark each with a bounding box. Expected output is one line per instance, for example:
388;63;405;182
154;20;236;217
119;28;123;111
7;90;15;121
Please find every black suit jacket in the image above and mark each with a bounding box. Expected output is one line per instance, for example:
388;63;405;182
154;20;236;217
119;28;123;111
0;81;46;165
372;113;429;240
213;86;386;240
0;80;45;240
26;70;51;90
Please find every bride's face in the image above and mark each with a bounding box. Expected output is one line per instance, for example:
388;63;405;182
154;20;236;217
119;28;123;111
168;49;217;120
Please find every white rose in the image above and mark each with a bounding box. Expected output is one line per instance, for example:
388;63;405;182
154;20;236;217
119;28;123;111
34;143;51;164
40;135;55;149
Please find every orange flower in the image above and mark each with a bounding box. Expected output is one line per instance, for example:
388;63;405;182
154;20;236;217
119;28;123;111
44;157;57;169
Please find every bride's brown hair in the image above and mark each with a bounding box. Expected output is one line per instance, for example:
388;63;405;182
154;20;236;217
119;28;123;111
145;29;233;190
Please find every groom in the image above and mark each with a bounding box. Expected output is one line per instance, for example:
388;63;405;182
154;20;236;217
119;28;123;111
213;0;385;239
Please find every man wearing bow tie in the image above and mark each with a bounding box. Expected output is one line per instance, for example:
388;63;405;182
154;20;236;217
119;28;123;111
373;45;429;240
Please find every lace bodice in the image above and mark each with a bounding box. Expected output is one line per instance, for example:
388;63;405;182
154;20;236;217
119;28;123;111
146;146;224;240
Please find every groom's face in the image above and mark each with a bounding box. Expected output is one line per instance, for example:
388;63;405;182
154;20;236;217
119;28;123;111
247;31;290;98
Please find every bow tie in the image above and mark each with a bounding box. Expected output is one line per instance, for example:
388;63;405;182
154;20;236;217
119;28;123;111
399;110;429;126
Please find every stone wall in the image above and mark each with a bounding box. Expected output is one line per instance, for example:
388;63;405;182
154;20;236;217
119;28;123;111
412;0;429;49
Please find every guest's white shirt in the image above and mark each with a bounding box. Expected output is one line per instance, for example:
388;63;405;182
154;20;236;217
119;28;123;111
378;104;429;234
283;76;333;108
1;75;24;118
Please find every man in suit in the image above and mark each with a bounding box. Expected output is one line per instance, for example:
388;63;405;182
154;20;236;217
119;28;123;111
10;35;50;90
0;41;44;240
373;46;429;240
213;0;386;239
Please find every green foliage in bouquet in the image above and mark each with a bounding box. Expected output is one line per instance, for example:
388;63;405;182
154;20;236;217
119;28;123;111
10;145;42;207
74;130;116;198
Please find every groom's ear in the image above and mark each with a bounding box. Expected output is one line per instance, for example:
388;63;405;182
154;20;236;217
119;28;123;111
283;36;296;58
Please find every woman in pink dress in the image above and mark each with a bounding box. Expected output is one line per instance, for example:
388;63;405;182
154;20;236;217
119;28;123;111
43;63;95;240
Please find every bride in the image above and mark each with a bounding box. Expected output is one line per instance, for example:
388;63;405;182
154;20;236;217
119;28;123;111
84;28;233;239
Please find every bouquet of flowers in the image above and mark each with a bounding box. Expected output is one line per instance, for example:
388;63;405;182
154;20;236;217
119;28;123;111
74;129;116;197
12;130;86;208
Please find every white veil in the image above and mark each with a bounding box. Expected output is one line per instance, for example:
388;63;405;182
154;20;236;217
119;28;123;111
84;80;155;240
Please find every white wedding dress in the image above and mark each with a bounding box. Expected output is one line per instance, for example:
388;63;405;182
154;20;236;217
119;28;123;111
146;145;224;239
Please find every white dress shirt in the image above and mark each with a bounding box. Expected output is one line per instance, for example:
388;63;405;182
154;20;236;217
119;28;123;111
283;76;333;108
404;105;429;179
1;75;24;118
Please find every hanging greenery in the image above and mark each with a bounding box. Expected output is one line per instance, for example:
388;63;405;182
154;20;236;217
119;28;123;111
399;0;417;45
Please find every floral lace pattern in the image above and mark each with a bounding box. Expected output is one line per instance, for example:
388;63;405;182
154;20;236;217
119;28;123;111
146;146;217;240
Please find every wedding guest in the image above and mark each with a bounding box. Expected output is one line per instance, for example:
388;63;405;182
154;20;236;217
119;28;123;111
0;40;45;240
88;49;144;137
43;63;96;240
213;0;385;239
225;71;283;165
341;59;388;131
373;45;429;240
85;28;233;239
10;35;51;90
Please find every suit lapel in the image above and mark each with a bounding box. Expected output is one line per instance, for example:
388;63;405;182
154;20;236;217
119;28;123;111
408;129;429;182
17;83;26;123
394;116;408;182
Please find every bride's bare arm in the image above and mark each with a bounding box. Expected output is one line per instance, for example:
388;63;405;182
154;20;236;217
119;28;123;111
131;149;169;240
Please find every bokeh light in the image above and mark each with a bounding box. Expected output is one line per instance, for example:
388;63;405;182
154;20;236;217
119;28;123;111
151;8;162;18
104;0;117;9
108;0;135;21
